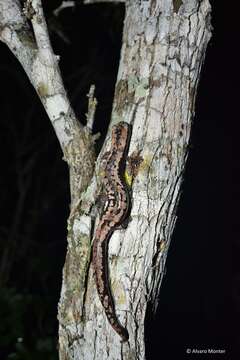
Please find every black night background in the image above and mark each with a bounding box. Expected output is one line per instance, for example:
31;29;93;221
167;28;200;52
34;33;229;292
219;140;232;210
0;1;237;359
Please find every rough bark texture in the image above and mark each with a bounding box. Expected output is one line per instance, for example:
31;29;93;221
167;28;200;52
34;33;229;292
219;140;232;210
0;0;212;359
0;0;96;208
58;1;212;360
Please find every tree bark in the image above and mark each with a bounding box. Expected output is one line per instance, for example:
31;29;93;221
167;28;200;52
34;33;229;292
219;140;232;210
0;0;96;205
0;0;212;359
58;0;212;359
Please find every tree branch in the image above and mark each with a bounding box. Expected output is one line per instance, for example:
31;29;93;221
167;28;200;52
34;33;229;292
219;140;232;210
0;0;96;203
1;0;76;149
0;5;98;356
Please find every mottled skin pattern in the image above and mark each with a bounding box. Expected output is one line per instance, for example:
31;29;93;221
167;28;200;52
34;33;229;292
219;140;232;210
92;122;131;342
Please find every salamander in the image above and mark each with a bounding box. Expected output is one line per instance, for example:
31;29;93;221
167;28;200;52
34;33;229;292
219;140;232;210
92;121;131;342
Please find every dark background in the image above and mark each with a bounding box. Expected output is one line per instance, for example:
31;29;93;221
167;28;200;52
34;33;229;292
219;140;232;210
0;1;236;359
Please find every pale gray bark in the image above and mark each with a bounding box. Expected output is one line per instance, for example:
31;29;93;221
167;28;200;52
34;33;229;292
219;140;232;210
0;0;96;207
59;0;212;359
0;1;212;359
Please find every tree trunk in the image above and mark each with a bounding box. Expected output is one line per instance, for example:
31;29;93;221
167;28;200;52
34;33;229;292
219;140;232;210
58;1;212;359
0;0;212;359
